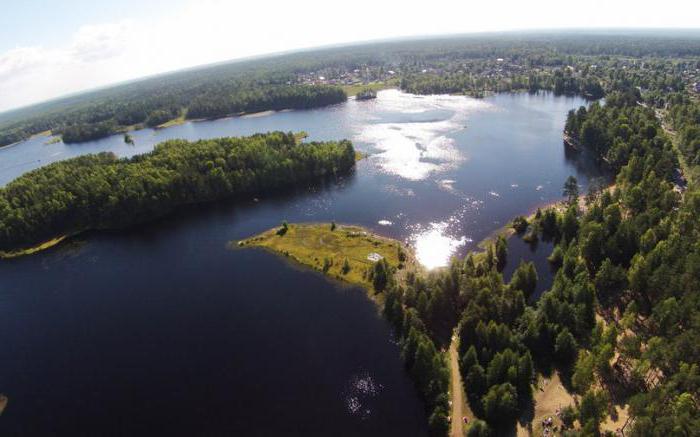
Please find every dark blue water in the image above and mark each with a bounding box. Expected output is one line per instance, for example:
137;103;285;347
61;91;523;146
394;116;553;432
0;195;427;436
502;236;557;301
0;90;600;435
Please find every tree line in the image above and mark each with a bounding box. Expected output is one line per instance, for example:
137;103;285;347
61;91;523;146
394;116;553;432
400;69;604;99
56;85;346;143
0;132;355;252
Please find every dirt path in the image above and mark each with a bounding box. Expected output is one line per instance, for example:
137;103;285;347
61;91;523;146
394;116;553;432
449;334;472;437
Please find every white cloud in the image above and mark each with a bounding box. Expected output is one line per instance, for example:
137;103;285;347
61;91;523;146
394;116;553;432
0;0;698;111
0;47;50;82
70;21;133;62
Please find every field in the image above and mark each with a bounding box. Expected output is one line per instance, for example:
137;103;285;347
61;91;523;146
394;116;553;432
238;223;415;290
156;113;187;128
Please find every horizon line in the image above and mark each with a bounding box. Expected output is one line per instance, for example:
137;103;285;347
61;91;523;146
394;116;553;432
1;26;699;116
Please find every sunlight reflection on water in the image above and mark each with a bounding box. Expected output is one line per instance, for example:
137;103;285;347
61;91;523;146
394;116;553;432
354;90;491;180
344;372;382;420
411;222;471;269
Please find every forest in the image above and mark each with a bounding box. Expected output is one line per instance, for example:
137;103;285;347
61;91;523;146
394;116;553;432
0;132;355;252
55;85;346;144
400;69;605;98
373;76;700;435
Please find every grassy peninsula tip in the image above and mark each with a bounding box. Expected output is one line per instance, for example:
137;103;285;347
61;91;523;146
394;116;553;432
239;222;417;291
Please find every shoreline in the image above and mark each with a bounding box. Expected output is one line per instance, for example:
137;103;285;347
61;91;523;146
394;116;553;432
1;185;605;262
0;196;567;261
476;197;567;250
476;182;617;251
0;235;68;259
238;222;422;299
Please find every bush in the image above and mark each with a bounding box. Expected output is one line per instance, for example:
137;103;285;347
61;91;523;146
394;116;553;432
277;221;289;236
482;383;518;426
560;405;577;429
512;216;529;234
428;407;449;436
467;419;491;437
322;257;332;273
548;245;564;266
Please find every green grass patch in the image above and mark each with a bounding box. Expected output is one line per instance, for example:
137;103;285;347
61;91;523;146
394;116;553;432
354;150;367;161
30;130;52;139
0;235;68;259
157;113;187;129
238;223;413;290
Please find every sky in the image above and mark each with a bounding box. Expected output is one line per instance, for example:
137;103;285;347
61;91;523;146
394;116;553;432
1;0;699;112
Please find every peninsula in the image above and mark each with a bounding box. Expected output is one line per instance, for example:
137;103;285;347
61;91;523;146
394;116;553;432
239;222;417;292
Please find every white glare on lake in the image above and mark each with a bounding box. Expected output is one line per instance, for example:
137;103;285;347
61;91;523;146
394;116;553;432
412;222;468;269
438;179;456;191
344;372;381;419
354;90;491;180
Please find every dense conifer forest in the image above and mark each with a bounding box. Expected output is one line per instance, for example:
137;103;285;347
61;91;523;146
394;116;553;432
378;82;700;434
0;132;355;252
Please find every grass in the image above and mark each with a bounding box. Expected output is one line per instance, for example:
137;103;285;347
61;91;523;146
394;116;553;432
354;150;367;161
238;223;414;291
30;130;52;139
157;113;187;129
342;79;399;97
44;137;61;145
0;235;68;259
519;373;577;436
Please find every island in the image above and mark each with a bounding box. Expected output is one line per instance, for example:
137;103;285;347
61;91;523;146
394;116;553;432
0;132;356;257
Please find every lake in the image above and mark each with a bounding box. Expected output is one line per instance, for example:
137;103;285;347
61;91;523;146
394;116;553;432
0;90;601;435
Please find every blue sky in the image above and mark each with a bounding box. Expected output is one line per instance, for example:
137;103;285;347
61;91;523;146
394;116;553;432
1;0;699;112
0;0;177;52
